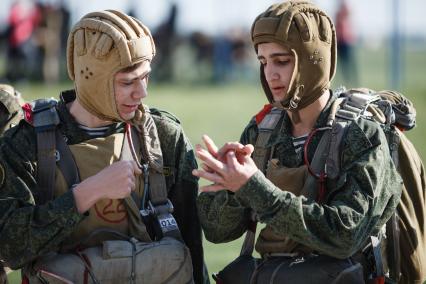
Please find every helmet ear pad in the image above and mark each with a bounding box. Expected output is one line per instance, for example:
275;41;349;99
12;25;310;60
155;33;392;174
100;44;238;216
251;1;336;111
66;10;155;121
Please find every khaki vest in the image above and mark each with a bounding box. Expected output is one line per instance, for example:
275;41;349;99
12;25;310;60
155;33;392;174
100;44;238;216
54;133;144;248
255;160;315;255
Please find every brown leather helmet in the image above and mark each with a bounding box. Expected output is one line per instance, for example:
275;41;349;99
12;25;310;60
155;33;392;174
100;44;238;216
251;1;336;112
67;10;155;121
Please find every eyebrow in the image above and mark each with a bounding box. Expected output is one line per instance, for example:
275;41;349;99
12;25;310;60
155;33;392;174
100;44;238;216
257;52;293;60
119;69;151;81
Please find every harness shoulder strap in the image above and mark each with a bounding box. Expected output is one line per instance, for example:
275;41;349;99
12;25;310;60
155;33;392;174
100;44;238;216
325;94;389;281
33;99;80;205
252;108;284;172
239;108;284;257
33;99;59;204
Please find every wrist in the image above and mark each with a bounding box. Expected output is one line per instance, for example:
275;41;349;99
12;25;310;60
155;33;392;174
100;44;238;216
72;182;99;214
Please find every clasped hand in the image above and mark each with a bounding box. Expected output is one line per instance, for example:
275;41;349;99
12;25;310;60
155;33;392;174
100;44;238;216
192;135;258;192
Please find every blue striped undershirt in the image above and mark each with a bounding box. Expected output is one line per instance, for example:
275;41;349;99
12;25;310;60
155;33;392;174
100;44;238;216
77;124;112;138
292;134;308;154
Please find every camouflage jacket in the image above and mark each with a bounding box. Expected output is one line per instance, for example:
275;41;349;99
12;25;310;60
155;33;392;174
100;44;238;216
197;93;402;258
0;90;206;284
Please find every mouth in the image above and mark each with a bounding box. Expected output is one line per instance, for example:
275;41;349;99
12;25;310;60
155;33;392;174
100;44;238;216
122;104;139;113
270;86;286;95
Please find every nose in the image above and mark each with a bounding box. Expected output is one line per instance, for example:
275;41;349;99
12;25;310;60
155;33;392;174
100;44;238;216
133;79;148;99
264;64;279;82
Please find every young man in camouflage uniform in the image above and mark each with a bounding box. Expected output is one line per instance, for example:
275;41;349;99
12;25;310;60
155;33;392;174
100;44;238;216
0;11;206;283
194;1;402;283
0;84;24;284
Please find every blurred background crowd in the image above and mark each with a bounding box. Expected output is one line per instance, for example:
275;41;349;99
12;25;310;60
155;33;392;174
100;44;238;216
0;0;425;90
1;2;426;281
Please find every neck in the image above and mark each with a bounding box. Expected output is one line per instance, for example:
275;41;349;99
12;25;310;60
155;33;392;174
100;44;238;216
288;89;330;137
69;99;113;128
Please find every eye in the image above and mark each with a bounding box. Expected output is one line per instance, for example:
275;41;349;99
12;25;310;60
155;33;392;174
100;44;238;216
121;81;133;86
143;74;150;84
276;59;290;66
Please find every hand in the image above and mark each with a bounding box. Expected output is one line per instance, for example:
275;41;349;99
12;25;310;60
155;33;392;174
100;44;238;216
192;135;257;192
200;135;254;172
73;160;142;213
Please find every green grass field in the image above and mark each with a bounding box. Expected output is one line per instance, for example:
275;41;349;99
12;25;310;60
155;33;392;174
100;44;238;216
6;45;426;283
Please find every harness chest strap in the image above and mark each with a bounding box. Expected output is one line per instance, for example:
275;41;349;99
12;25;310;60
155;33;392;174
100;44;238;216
126;110;183;241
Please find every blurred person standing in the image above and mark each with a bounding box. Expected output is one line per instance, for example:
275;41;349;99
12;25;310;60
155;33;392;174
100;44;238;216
4;0;41;82
36;3;63;84
335;0;358;86
152;3;178;82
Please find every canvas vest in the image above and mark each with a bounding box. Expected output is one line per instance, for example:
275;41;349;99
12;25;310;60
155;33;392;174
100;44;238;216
54;133;144;248
252;108;332;256
23;97;194;283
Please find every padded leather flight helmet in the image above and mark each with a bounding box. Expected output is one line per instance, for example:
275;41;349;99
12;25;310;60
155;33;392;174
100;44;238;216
251;1;336;113
67;10;156;121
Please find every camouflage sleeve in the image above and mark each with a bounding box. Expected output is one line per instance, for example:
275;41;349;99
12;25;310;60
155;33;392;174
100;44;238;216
234;119;402;258
196;119;257;243
0;123;84;269
153;110;207;284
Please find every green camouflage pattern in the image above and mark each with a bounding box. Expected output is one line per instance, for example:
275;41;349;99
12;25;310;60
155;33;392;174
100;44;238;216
0;90;206;283
0;85;23;134
197;92;402;258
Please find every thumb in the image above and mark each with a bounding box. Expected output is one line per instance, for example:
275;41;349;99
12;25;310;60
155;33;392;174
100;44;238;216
243;144;254;155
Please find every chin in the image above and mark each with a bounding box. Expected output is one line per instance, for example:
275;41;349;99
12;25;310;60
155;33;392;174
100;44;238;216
272;96;285;102
120;112;135;121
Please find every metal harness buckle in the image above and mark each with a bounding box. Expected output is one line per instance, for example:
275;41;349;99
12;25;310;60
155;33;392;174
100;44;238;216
140;199;179;238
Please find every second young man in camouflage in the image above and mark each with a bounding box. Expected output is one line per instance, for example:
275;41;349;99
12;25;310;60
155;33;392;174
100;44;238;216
194;1;402;283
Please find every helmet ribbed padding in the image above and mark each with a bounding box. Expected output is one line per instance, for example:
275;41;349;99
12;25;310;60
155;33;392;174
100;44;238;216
67;10;155;121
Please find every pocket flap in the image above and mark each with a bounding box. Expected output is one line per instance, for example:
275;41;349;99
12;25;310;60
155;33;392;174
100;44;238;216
102;240;133;259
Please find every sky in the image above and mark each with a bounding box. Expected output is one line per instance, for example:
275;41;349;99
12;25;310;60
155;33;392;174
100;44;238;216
0;0;425;41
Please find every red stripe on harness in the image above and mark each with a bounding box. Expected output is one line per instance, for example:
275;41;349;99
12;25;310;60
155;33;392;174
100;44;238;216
22;103;33;124
255;104;273;125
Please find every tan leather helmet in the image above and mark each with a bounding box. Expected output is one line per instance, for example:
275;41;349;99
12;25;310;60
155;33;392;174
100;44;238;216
67;10;155;121
251;1;336;113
